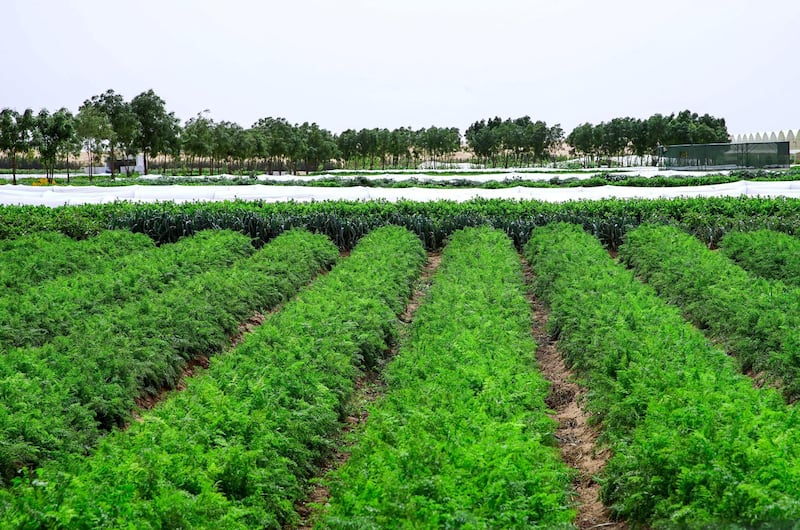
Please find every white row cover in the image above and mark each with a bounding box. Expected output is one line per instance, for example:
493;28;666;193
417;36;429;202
3;181;800;207
0;167;732;184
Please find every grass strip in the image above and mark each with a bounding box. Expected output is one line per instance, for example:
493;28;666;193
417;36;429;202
320;226;575;528
525;223;800;528
619;224;800;399
0;229;255;350
0;225;425;529
719;228;800;286
0;230;153;296
0;229;338;484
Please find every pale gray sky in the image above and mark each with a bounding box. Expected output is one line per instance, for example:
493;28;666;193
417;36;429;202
2;0;798;136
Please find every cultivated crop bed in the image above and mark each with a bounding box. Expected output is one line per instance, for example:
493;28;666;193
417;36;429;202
3;199;800;528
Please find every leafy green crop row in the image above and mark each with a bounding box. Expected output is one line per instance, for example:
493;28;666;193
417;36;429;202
619;225;800;399
6;196;800;250
321;227;574;529
0;225;425;529
525;223;800;528
0;229;339;484
0;230;153;295
719;228;800;286
0;230;254;350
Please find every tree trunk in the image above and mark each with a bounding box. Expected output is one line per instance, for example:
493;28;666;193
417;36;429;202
110;146;116;179
11;153;17;185
144;151;149;175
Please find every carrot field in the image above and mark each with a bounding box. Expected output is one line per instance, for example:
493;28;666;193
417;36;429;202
2;198;800;528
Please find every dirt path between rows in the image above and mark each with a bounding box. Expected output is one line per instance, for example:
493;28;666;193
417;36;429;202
295;252;442;529
522;258;627;530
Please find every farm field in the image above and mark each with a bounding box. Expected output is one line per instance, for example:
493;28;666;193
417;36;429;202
3;198;800;528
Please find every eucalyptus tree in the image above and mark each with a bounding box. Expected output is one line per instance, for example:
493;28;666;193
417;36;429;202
465;119;501;167
237;127;258;173
336;129;358;168
373;128;392;170
80;90;139;177
388;127;414;168
545;123;564;163
210;120;241;173
251;117;293;175
0;108;36;185
36;108;76;183
182;111;214;175
75;104;112;180
130;89;179;175
419;126;460;167
355;128;378;169
58;121;82;182
566;122;595;166
296;122;338;172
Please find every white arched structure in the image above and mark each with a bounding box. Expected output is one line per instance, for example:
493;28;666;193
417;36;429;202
731;129;799;163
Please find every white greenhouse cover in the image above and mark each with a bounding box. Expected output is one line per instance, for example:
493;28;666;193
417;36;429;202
4;180;800;207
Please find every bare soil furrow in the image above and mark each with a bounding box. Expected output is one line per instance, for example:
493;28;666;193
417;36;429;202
523;258;627;530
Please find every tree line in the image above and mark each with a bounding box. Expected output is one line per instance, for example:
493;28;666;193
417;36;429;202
0;88;731;183
566;111;730;167
465;117;565;168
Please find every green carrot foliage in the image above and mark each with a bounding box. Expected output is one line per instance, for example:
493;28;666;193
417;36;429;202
0;230;153;295
0;229;338;483
720;229;800;286
0;229;255;350
321;227;575;529
526;223;800;528
619;224;800;399
0;226;424;529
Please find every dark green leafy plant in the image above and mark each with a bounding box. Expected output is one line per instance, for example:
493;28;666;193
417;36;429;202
6;196;800;251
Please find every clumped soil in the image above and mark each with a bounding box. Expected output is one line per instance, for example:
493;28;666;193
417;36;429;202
295;252;441;529
524;260;627;530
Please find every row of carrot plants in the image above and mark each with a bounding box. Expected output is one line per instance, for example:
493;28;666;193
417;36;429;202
719;228;800;286
525;223;800;528
619;225;800;400
0;230;153;296
0;229;339;485
0;230;255;350
0;226;425;529
320;227;574;528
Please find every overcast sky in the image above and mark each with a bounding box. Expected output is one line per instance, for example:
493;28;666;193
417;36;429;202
2;0;798;137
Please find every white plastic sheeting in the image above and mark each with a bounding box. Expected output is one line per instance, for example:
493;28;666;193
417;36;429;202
3;167;732;184
4;180;800;207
